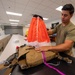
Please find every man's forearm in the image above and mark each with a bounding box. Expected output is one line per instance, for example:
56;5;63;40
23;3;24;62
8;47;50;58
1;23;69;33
35;39;73;52
49;43;72;52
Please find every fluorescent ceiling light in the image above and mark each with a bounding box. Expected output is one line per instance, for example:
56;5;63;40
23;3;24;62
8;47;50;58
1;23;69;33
6;11;22;16
9;19;19;22
56;6;63;11
43;18;48;20
10;23;18;24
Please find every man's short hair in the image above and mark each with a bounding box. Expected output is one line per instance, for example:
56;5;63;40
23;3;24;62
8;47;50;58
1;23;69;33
62;4;74;15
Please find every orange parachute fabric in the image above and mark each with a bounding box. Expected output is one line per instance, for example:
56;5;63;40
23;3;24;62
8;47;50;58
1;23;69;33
27;15;50;47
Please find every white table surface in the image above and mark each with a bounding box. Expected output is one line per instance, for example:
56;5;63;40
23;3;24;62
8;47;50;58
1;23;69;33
0;34;28;63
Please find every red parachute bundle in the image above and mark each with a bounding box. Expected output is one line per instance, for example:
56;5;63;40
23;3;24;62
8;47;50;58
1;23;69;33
27;15;50;47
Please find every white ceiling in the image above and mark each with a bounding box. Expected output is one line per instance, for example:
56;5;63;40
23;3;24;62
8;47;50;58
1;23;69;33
0;0;75;26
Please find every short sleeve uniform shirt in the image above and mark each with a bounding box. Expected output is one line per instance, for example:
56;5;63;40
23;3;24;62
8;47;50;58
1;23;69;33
52;22;75;55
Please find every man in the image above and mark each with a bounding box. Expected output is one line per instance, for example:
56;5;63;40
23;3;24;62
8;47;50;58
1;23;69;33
35;4;75;56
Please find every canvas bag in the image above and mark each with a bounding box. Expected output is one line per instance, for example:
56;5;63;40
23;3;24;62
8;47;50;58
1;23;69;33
17;45;56;69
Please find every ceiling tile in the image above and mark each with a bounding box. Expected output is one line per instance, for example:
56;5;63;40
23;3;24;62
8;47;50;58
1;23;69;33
0;0;75;26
